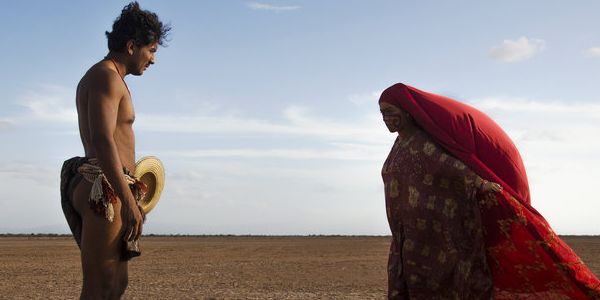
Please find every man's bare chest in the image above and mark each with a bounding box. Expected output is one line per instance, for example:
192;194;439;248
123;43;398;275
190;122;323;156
117;96;136;125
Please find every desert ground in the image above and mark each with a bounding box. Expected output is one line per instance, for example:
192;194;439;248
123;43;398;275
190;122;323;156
0;235;598;299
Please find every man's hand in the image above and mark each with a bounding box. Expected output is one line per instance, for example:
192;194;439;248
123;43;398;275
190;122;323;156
123;199;144;242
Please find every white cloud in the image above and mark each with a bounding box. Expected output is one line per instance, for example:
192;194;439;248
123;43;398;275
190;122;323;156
246;2;300;11
164;143;386;161
138;105;393;165
489;36;546;63
0;120;12;131
471;97;600;139
0;162;57;187
137;105;387;144
470;97;600;151
16;84;77;124
20;85;76;122
472;97;600;117
585;47;600;58
348;91;382;106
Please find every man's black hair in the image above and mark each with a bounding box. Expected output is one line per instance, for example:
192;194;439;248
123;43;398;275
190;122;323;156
105;2;171;52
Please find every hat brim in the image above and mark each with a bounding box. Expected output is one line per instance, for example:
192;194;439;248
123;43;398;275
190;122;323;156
134;156;165;214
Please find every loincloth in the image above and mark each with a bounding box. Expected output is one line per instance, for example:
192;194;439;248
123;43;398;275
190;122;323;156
60;156;147;260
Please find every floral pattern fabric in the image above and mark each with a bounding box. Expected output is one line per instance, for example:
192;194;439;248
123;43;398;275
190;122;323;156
383;130;493;300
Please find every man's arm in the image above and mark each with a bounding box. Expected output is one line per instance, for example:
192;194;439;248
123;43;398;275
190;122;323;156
87;69;143;241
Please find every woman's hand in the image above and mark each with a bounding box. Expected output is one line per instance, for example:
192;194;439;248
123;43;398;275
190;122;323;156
481;181;503;193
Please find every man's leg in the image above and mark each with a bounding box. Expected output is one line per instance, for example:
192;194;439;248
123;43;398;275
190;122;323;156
72;181;128;299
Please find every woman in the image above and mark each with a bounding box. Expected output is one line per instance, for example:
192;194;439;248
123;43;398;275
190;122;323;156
380;83;600;299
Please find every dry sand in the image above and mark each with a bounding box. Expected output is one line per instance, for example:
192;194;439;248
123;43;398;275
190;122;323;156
0;235;598;299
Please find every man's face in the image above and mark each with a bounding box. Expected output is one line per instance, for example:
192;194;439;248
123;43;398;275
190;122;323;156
130;42;158;76
379;102;408;133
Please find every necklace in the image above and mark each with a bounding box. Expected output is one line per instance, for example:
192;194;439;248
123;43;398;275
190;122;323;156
106;57;130;95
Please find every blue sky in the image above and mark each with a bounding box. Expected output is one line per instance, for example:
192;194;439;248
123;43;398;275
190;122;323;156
1;1;599;235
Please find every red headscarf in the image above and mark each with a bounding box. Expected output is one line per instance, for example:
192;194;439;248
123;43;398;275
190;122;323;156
379;83;531;205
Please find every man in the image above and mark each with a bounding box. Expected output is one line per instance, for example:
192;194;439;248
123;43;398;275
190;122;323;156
60;2;170;298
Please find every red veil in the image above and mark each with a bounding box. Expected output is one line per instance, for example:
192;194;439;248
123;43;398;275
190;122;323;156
380;83;600;299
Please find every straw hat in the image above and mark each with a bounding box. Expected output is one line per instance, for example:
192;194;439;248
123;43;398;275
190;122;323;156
134;156;165;214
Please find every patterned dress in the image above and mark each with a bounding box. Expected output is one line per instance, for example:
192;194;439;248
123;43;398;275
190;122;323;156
382;129;493;299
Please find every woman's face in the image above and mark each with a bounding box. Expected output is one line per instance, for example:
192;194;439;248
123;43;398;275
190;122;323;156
379;102;409;133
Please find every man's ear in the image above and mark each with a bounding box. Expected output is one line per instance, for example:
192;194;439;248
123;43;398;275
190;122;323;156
126;40;135;55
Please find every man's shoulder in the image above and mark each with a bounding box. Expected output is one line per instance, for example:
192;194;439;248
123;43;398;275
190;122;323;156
80;61;123;94
84;61;120;82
